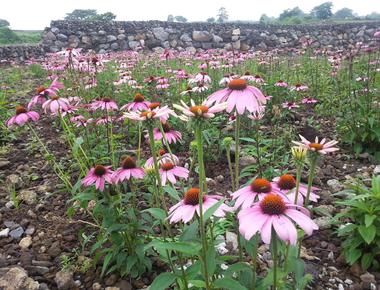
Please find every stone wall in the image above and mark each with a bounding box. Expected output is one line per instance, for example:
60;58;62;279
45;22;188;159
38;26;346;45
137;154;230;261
42;20;380;54
1;20;379;61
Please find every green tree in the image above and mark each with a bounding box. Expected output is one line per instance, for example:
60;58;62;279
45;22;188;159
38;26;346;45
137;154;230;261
167;14;174;22
311;2;333;20
92;12;116;21
0;19;10;27
206;17;215;23
174;16;187;22
279;7;304;20
365;12;380;20
217;7;229;23
333;8;354;19
65;9;98;20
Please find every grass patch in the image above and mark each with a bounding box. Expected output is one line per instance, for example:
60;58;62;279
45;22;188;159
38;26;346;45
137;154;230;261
0;27;41;45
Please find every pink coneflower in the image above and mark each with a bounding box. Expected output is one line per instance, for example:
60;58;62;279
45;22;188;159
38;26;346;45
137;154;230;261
82;165;113;192
274;80;288;88
112;156;145;183
232;178;287;209
240;72;255;82
28;79;64;109
168;188;232;223
189;72;212;84
301;97;318;104
180;86;194;96
374;31;380;38
57;48;81;58
70;115;92;127
292;135;339;154
192;83;208;93
42;96;70;114
282;102;299;110
247;106;265;120
291;83;308;91
120;93;151;112
219;74;235;86
6;105;39;127
151;122;182;144
207;79;267;115
124;106;174;122
156;77;170;89
173;99;227;121
238;193;318;245
159;162;189;186
272;174;319;205
253;74;265;84
95;116;113;125
91;97;118;111
145;150;179;168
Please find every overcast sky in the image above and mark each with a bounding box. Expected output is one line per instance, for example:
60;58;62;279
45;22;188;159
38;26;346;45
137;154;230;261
2;0;379;30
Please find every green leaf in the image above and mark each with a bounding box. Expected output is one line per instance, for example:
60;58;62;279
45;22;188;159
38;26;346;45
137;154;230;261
364;215;376;227
358;225;376;244
346;248;361;265
213;277;248;290
101;252;113;276
164;185;180;201
361;253;374;271
146;241;201;255
142;208;167;220
203;198;225;221
150;272;177;290
188;280;206;288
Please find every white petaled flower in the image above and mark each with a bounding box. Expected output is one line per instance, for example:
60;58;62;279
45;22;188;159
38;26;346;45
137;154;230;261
292;135;339;154
123;106;174;121
173;99;227;121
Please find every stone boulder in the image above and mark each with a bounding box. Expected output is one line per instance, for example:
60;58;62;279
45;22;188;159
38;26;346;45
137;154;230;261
192;31;212;42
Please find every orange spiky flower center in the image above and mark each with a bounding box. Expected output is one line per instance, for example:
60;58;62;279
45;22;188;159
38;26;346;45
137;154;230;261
161;162;174;171
15;105;27;115
94;165;106;176
184;188;205;205
51;95;60;100
277;174;296;190
260;194;286;215
121;156;136;169
251;178;272;193
102;97;112;102
36;86;46;94
162;122;171;132
228;79;247;90
309;143;323;151
158;149;166;156
134;93;145;102
149;102;160;109
189;105;209;116
140;111;156;119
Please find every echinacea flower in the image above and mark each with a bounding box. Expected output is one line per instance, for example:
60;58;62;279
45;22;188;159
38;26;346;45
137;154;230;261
123;106;174;122
301;97;318;104
6;105;39;127
292;135;339;154
247;106;265;121
159;162;189;185
145;150;179;168
173;99;227;121
189;72;212;84
290;83;308;91
112;156;145;183
274;80;288;87
42;96;70;114
272;174;319;205
82;165;113;192
207;79;267;115
282;102;299;110
28;78;64;109
120;93;151;112
238;193;318;245
91;97;118;111
232;178;287;210
150;122;182;144
168;188;232;223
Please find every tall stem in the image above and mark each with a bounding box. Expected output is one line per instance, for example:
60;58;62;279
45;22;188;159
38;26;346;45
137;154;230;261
195;124;211;290
304;155;318;206
271;228;278;290
226;145;235;192
255;121;263;177
293;164;302;205
234;114;241;189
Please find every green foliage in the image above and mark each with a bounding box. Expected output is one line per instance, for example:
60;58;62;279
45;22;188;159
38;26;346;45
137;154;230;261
0;27;21;44
279;7;305;21
0;19;10;27
333;8;355;19
64;9;116;21
217;7;229;23
334;175;380;271
0;28;41;45
310;2;333;20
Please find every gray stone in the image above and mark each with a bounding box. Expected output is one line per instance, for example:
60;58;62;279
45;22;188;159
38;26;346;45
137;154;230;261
0;228;9;238
57;34;68;41
327;179;344;193
313;216;331;230
373;165;380;175
239;156;257;167
257;41;267;50
9;227;24;239
110;42;119;50
232;40;241;49
185;46;196;53
117;34;126;40
128;41;140;50
44;31;57;42
50;27;59;34
107;35;117;42
19;236;32;249
81;35;92;45
180;33;192;42
98;30;106;35
6;174;23;189
232;28;241;35
192;31;212;42
152;27;169;41
68;35;79;47
19;190;37;205
213;34;223;43
55;271;75;290
0;267;39;290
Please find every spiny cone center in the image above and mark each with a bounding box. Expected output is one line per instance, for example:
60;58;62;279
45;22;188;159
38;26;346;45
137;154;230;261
260;194;286;215
277;174;296;190
189;105;208;116
251;178;272;193
94;165;106;176
149;102;160;109
134;93;145;102
140;111;156;119
309;143;324;151
158;149;166;156
228;79;247;90
36;86;46;94
161;162;174;171
51;96;60;100
184;188;204;205
15;106;27;115
122;156;136;169
102;97;112;102
162;122;171;132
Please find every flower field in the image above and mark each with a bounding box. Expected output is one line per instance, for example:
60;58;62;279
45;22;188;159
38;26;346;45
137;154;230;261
0;42;379;289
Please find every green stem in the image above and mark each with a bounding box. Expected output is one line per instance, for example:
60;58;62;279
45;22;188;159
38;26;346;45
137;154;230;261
304;155;318;207
195;124;211;290
293;164;303;205
137;122;142;163
255;121;263;177
271;228;278;290
226;146;235;192
234;114;241;189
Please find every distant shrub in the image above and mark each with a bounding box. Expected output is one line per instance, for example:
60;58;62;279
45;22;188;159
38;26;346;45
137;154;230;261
0;27;21;45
